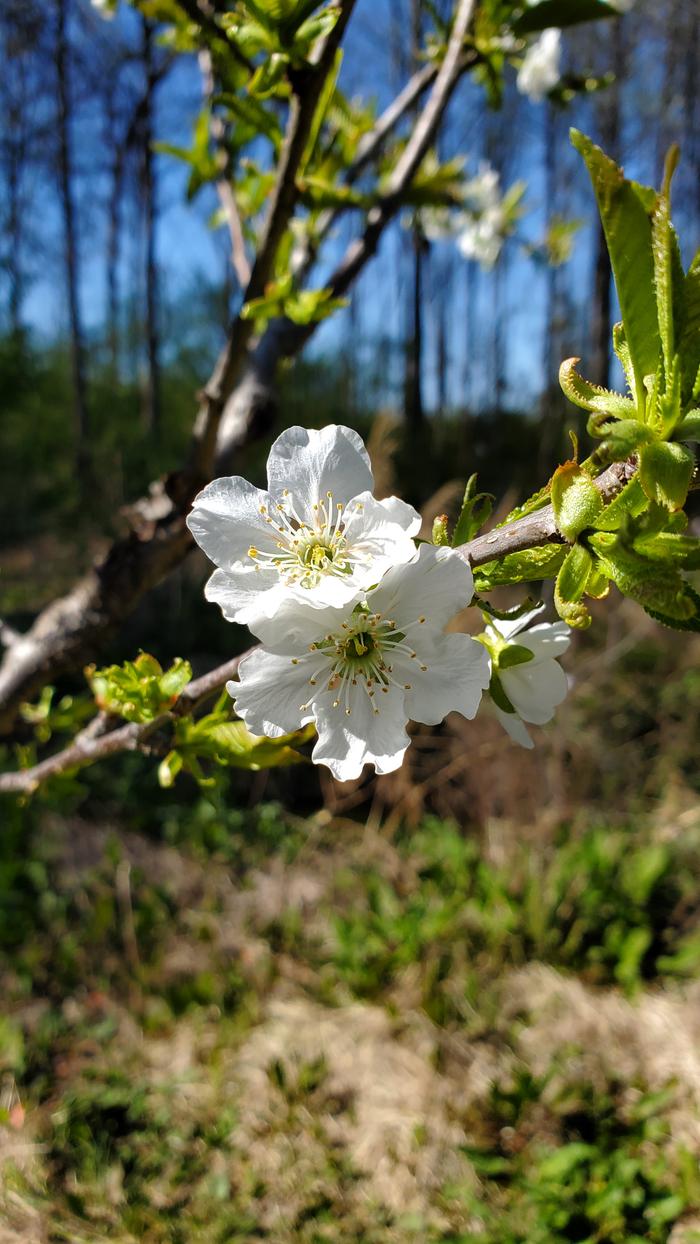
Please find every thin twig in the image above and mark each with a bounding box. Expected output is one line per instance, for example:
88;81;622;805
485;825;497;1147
199;48;251;288
0;651;251;795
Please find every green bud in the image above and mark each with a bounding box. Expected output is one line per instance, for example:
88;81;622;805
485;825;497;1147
432;514;450;546
551;462;603;542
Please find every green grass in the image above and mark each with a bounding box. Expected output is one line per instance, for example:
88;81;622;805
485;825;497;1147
1;804;700;1240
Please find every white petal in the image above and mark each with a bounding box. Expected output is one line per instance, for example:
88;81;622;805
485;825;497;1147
187;477;275;571
311;684;410;781
369;543;474;632
489;603;545;642
266;424;373;511
204;568;293;630
251;598;351;649
341;491;420;585
404;633;490;725
230;649;316;737
518;621;571;662
500;657;568;724
493;704;534;749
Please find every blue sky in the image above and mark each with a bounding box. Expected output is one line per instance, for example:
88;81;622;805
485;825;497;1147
14;0;686;412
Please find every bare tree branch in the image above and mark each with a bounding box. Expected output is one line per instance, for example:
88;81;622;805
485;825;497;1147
0;460;640;795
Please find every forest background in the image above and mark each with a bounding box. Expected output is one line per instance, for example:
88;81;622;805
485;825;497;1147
2;1;700;1240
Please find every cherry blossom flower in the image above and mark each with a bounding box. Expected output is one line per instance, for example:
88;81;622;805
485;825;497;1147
482;605;571;749
187;424;421;630
229;545;491;781
517;28;562;102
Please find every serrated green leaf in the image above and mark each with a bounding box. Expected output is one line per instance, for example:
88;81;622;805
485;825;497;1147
559;357;636;417
588;416;653;458
590;531;698;622
632;531;700;569
675;410;700;441
595;474;648;532
638;440;695;510
571;129;660;407
651;146;682;378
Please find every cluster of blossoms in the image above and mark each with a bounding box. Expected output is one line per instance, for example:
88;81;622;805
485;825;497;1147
188;426;570;781
420;163;518;270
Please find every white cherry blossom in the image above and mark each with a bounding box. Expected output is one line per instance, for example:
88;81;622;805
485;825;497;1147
517;28;562;101
187;424;421;630
483;605;571;749
229;545;491;782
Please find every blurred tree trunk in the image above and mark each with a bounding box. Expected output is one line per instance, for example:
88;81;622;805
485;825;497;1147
5;95;24;339
56;0;90;475
434;250;451;414
105;88;126;379
140;16;161;439
590;18;623;389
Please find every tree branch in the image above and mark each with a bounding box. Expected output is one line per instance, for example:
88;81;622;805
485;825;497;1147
455;459;638;567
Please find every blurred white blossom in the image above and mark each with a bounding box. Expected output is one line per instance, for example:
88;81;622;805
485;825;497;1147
517;28;561;101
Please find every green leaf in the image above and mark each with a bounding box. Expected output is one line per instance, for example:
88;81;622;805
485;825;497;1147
551;461;603;541
474;544;567;591
638;440;695;510
641;583;700;632
488;673;516;715
681;249;700;403
559;357;636;417
590;531;699;624
512;1;618;35
595;474;648;532
571;129;660;407
675;410;700;441
632;532;700;569
588;416;654;458
537;1142;595;1179
300;48;343;174
499;644;535;670
555;543;593;627
615;927;652;989
452;475;494;546
651;146;683;379
86;654;192;724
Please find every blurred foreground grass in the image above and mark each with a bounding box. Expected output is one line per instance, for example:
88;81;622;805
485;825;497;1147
2;794;700;1242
